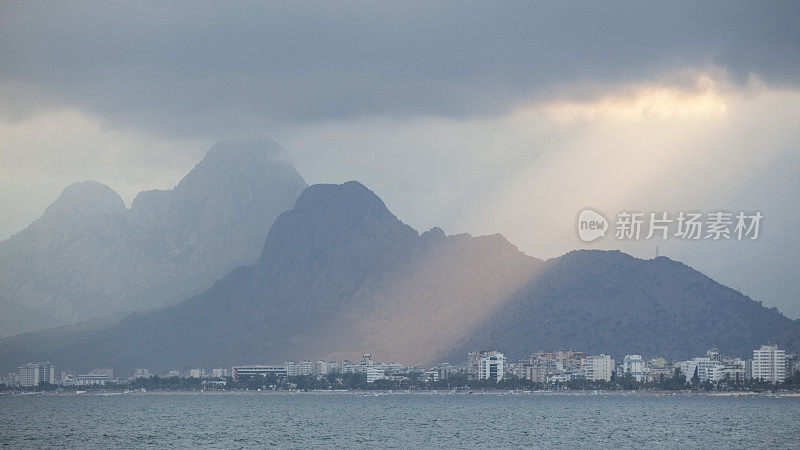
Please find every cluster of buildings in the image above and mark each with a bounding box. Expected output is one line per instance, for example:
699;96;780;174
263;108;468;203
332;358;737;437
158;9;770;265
500;345;791;385
233;344;794;386
13;362;56;387
3;344;795;389
679;345;787;384
469;350;619;383
234;354;410;384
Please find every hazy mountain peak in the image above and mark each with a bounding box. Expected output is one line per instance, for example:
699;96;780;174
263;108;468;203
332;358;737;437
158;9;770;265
292;181;392;215
421;227;446;240
129;138;307;232
43;180;126;218
262;181;417;260
0;140;307;337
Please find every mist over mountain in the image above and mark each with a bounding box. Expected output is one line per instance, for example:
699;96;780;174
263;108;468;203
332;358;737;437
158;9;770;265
1;181;797;374
0;139;307;336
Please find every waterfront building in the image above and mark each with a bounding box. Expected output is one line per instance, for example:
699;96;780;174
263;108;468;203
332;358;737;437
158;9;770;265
18;362;55;387
316;360;332;375
435;363;452;381
386;363;405;374
547;370;584;383
477;351;505;382
581;355;614;382
522;364;548;383
340;361;359;373
232;365;287;381
366;367;387;383
212;368;227;378
134;368;151;378
680;358;724;382
420;371;440;383
299;361;313;376
554;350;586;372
62;374;109;386
284;361;300;376
649;357;667;369
92;368;114;379
467;350;490;379
622;355;645;382
3;372;19;387
751;345;786;383
719;364;747;382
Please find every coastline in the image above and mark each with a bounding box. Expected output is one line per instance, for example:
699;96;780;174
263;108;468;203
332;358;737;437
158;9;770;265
3;389;800;397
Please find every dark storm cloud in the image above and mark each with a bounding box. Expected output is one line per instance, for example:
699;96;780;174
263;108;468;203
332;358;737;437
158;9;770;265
0;1;798;137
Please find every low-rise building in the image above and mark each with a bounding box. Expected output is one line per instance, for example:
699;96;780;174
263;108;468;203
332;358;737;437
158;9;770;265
62;374;109;386
547;370;584;383
134;368;151;378
3;372;19;387
681;357;723;382
232;365;287;381
420;371;440;383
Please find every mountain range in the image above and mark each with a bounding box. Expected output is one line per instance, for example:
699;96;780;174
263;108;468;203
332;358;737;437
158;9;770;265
1;170;798;374
0;139;307;337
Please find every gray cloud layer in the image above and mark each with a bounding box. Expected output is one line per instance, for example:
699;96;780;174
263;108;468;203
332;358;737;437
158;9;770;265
1;1;798;136
1;2;800;319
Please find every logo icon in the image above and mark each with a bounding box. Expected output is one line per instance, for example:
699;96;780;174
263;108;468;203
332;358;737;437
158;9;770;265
577;209;608;242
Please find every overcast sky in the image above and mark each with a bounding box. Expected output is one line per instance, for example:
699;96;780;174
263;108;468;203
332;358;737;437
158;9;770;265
1;1;799;317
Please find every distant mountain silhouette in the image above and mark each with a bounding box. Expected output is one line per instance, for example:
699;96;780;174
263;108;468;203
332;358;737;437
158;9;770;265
1;181;797;374
0;139;307;336
452;250;800;361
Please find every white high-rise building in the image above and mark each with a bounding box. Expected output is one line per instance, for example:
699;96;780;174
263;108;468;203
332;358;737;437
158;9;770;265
752;345;786;383
477;351;505;382
298;361;313;376
18;362;54;387
622;355;645;381
582;355;614;381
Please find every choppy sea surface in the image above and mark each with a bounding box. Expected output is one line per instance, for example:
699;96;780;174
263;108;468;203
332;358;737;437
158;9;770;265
2;392;799;448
